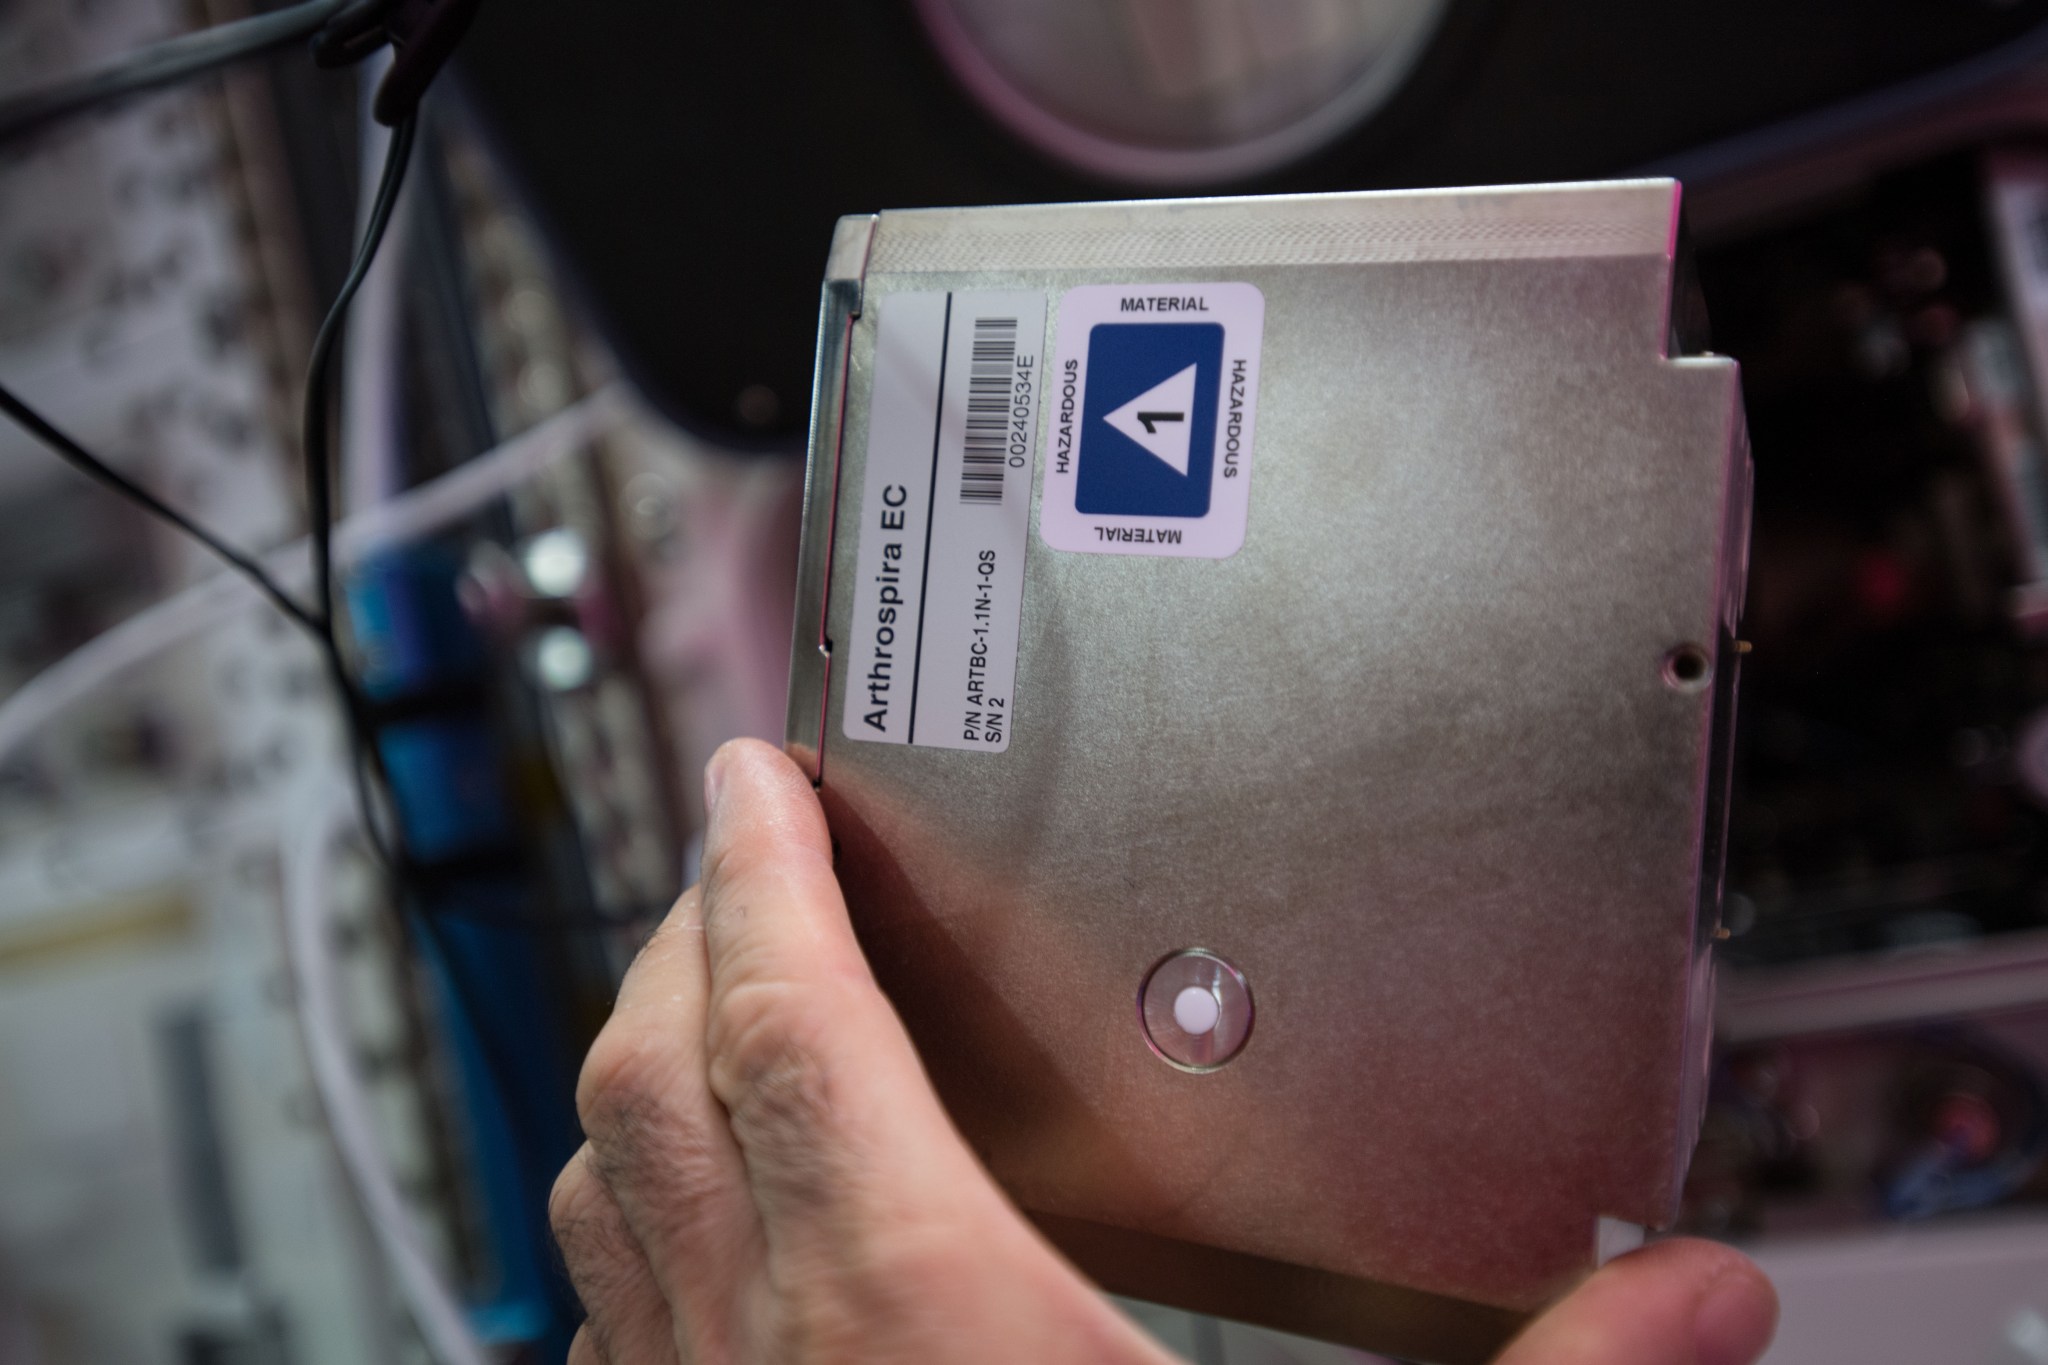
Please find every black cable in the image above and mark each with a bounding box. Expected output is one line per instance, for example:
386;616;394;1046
0;113;418;892
297;116;419;878
4;26;428;901
305;114;417;635
1;104;633;943
0;0;351;144
0;111;415;658
0;383;323;635
0;374;402;881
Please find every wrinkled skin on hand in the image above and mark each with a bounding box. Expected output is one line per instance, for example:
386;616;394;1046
551;740;1779;1365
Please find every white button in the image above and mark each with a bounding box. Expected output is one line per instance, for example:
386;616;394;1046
1173;985;1221;1036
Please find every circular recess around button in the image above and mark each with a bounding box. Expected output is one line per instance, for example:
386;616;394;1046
1140;949;1253;1072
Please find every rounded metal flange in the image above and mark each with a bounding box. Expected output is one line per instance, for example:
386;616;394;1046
1139;948;1253;1072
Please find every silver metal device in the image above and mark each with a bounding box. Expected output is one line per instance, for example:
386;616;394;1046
785;182;1751;1363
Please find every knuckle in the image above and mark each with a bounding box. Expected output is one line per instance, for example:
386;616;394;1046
705;981;842;1197
575;1052;737;1249
705;980;824;1120
548;1152;604;1250
576;1021;671;1146
547;1159;638;1332
576;1066;681;1207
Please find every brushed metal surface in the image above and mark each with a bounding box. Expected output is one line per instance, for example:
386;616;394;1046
786;185;1749;1351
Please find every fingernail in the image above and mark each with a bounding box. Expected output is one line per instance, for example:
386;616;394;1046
1694;1268;1776;1365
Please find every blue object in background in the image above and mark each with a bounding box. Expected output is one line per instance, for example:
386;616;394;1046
348;544;583;1362
347;543;485;699
378;719;513;862
417;883;584;1354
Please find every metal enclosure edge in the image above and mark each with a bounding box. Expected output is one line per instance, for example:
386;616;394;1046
785;214;875;782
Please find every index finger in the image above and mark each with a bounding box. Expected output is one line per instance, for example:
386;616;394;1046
570;887;758;1342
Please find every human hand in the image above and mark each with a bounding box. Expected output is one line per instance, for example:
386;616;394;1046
551;739;1779;1364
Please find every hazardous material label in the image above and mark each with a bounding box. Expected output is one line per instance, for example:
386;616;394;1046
842;290;1045;752
1041;283;1265;558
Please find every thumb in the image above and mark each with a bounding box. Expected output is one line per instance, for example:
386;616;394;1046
695;739;1004;1225
1496;1239;1778;1365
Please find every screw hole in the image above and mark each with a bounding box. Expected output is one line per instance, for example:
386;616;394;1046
1663;643;1713;692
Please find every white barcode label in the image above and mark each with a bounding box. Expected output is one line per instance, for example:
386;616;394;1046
842;290;1046;753
962;315;1018;505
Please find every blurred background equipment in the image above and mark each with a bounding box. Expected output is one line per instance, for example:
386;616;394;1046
8;0;2048;1362
908;0;1458;184
0;1;792;1359
453;0;2048;448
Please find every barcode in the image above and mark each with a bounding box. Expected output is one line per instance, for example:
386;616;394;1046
961;316;1017;505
